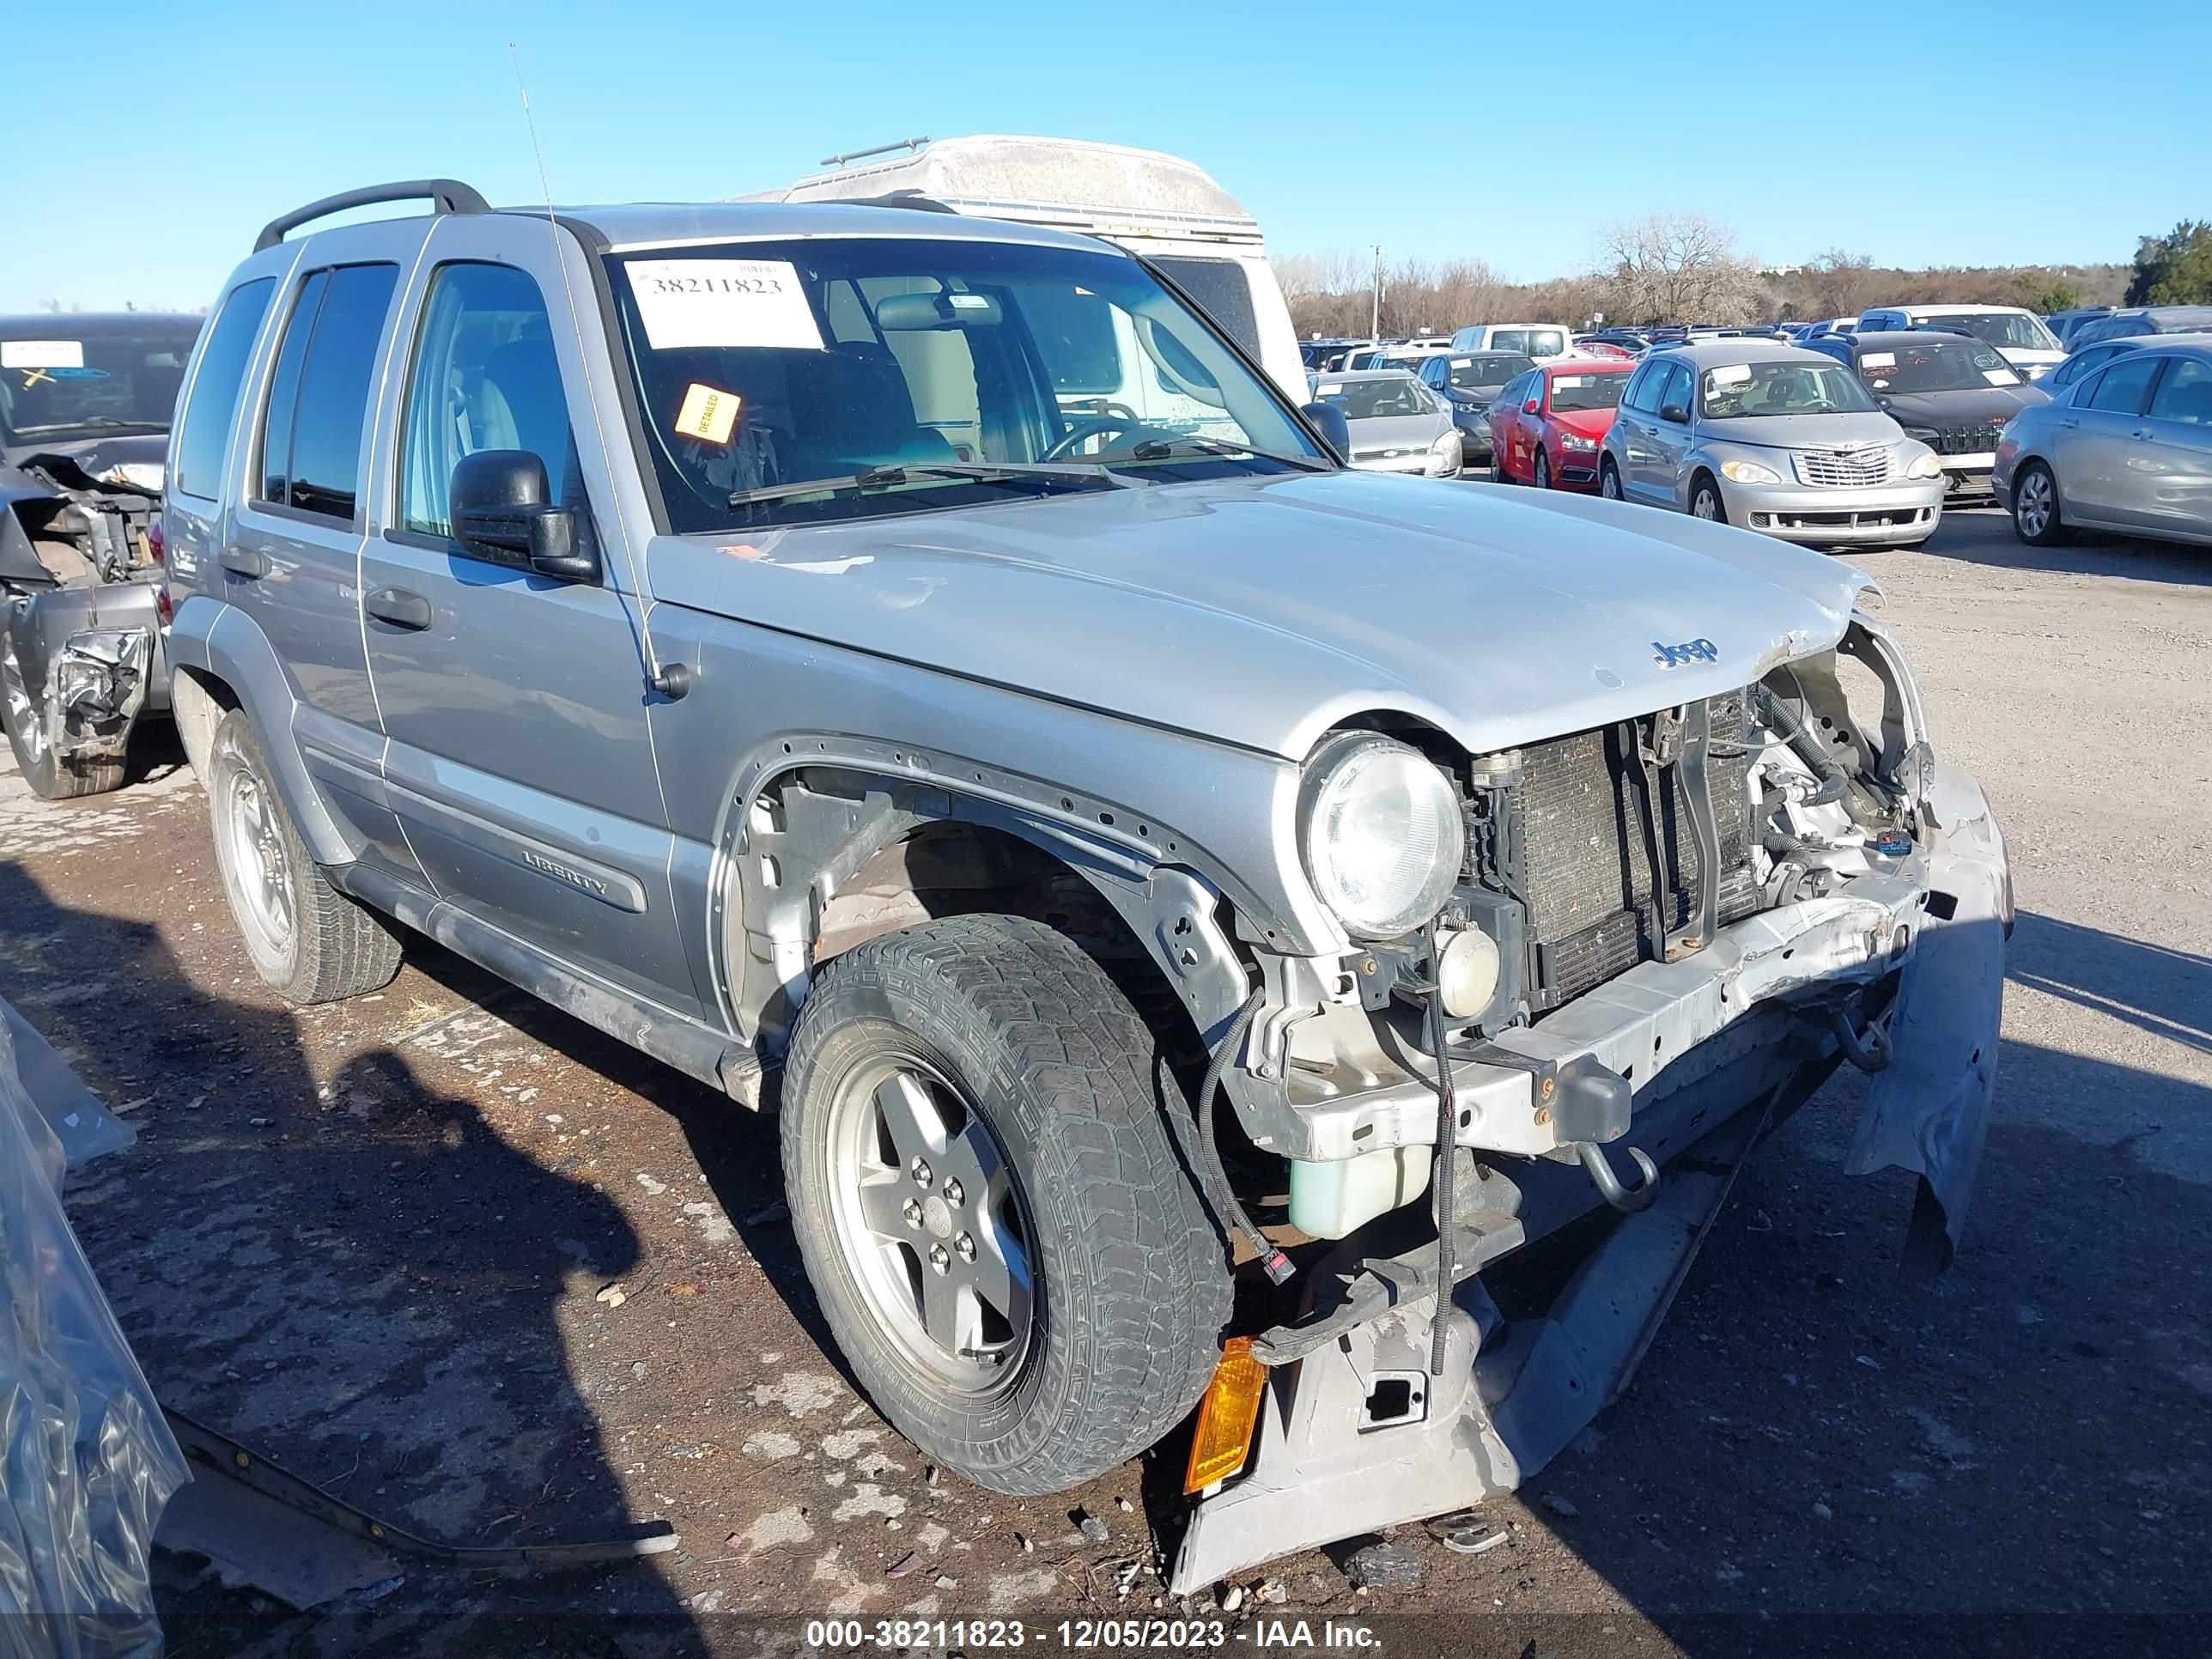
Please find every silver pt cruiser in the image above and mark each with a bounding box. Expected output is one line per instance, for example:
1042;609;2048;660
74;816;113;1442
1601;339;1948;549
161;180;2010;1590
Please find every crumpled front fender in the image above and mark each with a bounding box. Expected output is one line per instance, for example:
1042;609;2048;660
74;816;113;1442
1848;763;2009;1277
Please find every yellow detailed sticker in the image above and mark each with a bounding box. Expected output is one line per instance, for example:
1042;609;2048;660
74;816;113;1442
675;382;740;445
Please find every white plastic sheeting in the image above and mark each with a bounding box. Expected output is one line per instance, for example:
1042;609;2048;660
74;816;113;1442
1;1000;187;1658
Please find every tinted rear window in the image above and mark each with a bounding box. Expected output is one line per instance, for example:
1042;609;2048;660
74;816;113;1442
1150;256;1261;362
258;263;399;521
173;279;275;498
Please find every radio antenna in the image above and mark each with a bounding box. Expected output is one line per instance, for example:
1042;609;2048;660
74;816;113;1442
506;41;670;696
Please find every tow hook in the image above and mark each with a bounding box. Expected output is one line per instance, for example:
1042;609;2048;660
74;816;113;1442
1827;1003;1893;1074
1576;1139;1660;1213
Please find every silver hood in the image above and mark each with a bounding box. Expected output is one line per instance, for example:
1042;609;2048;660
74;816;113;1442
1346;411;1453;456
646;471;1869;762
1698;410;1907;451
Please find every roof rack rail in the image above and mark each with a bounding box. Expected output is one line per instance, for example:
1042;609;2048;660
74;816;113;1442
253;179;491;253
822;190;957;215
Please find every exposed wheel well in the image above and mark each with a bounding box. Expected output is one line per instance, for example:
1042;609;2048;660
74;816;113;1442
169;665;238;778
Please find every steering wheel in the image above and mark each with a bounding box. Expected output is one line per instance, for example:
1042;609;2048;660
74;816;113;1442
1041;415;1147;462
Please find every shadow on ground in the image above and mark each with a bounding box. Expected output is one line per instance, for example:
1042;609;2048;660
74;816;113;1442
0;860;720;1656
1916;514;2211;586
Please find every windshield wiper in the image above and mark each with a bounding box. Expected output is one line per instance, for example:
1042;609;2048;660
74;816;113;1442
12;417;167;436
729;459;1137;509
1121;435;1332;471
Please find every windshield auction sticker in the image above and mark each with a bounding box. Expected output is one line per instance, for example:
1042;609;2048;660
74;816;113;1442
674;382;740;444
2;340;85;369
625;259;823;352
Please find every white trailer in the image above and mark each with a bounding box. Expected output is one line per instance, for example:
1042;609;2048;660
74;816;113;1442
748;135;1308;404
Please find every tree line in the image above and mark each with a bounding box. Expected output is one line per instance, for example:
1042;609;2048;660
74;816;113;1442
1272;210;2192;337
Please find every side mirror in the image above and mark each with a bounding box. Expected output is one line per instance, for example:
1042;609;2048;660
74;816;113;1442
450;450;599;583
1522;397;1542;414
1301;402;1352;463
1660;403;1690;425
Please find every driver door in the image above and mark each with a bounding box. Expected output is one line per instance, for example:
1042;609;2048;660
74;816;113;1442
358;217;705;1018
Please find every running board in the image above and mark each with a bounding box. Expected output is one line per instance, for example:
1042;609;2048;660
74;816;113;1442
1169;1096;1773;1596
327;863;763;1103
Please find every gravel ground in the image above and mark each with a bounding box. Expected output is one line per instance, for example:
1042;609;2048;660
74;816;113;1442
2;504;2206;1656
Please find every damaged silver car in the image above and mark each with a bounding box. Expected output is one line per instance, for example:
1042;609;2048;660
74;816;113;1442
165;181;2011;1590
2;312;204;798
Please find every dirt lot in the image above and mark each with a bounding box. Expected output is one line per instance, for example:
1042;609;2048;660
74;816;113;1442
3;506;2208;1656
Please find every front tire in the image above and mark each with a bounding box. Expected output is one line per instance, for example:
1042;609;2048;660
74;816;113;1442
207;709;402;1004
1534;449;1553;489
2011;461;2068;545
1;618;126;799
1599;459;1624;501
1690;473;1728;523
781;914;1231;1495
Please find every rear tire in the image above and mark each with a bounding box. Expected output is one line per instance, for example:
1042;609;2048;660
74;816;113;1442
207;709;402;1004
2011;461;2069;545
1;617;126;800
781;914;1231;1495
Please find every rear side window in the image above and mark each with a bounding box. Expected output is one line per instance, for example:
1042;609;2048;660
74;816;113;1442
173;276;275;500
257;263;400;522
1529;330;1565;357
2085;355;2160;416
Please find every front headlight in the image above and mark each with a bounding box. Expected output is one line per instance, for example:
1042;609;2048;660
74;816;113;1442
1559;432;1598;453
1719;459;1780;485
1905;451;1943;479
1425;430;1462;476
1299;733;1465;941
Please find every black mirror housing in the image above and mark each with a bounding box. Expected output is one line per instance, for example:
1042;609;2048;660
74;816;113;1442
1660;403;1691;425
450;449;599;583
1301;401;1352;463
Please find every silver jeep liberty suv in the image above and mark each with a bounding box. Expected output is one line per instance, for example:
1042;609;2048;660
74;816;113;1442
164;180;2009;1589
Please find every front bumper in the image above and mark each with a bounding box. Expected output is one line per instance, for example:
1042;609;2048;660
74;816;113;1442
1349;453;1433;476
1175;764;2008;1593
3;579;165;759
1727;477;1945;544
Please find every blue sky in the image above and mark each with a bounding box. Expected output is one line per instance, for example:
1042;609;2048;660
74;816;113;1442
8;0;2207;313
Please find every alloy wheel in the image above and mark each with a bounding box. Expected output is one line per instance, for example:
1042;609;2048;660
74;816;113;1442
222;767;296;956
827;1053;1035;1394
2018;470;2053;539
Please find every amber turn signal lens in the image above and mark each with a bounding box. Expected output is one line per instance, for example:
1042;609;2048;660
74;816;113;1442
1183;1336;1267;1495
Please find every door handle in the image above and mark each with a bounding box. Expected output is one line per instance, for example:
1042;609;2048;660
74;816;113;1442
219;545;270;579
364;586;433;630
2059;417;2080;429
2130;429;2150;440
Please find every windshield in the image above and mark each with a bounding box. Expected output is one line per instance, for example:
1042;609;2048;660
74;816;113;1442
1451;354;1533;390
1547;371;1628;412
605;238;1324;532
1311;377;1436;420
1858;340;2019;394
1911;312;2057;352
0;325;200;450
1699;361;1879;419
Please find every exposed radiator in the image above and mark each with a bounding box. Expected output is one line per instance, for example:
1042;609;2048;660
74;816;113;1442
1514;690;1758;1007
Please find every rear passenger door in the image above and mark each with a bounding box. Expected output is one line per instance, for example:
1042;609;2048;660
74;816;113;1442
222;245;418;871
358;217;703;1018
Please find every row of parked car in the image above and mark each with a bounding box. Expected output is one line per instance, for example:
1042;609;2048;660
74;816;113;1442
1299;303;2212;557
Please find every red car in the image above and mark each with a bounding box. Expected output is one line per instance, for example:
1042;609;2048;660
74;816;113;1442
1488;359;1635;490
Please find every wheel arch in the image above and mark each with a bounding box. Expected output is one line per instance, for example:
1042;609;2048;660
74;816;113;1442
714;750;1252;1063
165;594;355;864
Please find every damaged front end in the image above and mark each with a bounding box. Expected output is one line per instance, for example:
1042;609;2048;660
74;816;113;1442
1170;612;2009;1594
1;445;169;785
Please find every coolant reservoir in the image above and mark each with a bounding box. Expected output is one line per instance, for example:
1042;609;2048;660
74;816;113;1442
1287;1144;1434;1240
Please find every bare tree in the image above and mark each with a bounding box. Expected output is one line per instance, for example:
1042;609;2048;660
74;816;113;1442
1596;212;1762;324
1802;248;1881;319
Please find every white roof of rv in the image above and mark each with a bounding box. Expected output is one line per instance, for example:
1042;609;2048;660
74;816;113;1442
745;135;1261;243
